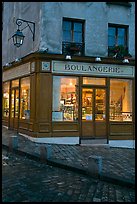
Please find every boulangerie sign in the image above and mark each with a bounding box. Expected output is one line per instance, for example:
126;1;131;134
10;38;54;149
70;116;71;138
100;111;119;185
52;61;134;78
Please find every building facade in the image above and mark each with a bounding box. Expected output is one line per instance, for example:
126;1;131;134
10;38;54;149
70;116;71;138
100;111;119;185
2;2;135;145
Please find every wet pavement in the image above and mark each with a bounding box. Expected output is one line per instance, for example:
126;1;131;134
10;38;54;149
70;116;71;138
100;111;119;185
2;126;135;188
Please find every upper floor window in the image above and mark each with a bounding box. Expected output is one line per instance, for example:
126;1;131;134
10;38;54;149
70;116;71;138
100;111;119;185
108;24;129;58
63;19;84;43
106;2;131;7
62;18;85;56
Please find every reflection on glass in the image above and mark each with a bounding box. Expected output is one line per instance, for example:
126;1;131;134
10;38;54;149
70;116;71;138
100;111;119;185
63;21;71;42
95;89;106;121
74;22;82;43
3;82;10;117
52;76;78;121
82;89;93;120
118;28;125;46
20;77;30;119
110;79;132;121
108;27;115;46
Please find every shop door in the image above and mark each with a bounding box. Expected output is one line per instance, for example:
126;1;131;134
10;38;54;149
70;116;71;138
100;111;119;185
82;87;106;138
9;88;19;130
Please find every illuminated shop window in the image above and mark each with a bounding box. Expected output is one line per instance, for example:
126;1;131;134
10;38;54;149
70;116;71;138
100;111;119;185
3;82;10;117
52;76;78;121
110;79;132;121
20;77;30;119
11;79;19;118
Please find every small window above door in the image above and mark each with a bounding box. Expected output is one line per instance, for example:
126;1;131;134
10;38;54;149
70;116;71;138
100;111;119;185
11;79;19;88
83;77;106;86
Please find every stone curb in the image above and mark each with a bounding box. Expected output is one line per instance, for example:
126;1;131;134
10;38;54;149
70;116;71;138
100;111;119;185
2;144;135;189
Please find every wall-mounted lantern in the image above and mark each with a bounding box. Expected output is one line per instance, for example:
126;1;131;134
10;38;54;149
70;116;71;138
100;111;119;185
12;18;35;48
65;55;72;60
95;57;101;62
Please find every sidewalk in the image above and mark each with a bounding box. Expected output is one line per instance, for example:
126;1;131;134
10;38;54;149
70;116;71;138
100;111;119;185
2;126;135;188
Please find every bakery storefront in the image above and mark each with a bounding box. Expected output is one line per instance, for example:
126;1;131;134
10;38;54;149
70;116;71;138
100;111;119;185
2;54;135;144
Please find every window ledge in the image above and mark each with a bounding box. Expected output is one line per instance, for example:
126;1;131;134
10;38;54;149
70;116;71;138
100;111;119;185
106;2;132;7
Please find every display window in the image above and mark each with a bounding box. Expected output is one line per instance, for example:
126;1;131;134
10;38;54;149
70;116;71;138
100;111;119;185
52;76;78;121
10;79;19;118
3;82;10;117
110;79;132;121
20;77;30;119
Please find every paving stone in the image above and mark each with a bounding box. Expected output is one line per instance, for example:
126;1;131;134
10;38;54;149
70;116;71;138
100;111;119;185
2;126;135;202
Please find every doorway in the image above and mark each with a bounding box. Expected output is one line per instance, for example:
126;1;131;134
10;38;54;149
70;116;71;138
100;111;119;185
82;87;107;138
9;88;19;130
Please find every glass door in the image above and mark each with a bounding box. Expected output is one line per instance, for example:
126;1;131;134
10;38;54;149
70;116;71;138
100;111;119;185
82;87;106;138
82;88;93;121
95;89;106;121
10;88;19;129
11;89;19;118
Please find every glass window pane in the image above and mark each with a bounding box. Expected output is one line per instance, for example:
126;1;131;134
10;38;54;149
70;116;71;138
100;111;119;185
52;76;78;121
118;28;125;45
118;37;125;46
74;32;82;43
11;90;14;118
82;88;93;120
63;21;71;31
108;27;116;36
11;79;19;87
108;27;116;46
83;77;106;85
20;77;30;119
110;79;132;121
74;22;82;32
15;89;19;118
95;89;106;121
63;31;71;42
3;82;10;117
118;28;125;37
108;36;115;47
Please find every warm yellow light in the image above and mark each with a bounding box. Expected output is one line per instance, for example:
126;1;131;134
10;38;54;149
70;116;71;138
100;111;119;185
69;82;73;86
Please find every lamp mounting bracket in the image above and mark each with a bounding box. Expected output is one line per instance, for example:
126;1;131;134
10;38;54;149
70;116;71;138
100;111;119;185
16;18;35;41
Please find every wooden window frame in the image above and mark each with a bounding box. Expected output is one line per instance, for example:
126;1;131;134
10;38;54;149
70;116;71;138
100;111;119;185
63;17;85;43
108;23;128;48
108;23;129;57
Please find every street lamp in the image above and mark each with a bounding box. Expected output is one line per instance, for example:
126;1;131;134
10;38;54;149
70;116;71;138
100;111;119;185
12;29;25;48
12;18;35;48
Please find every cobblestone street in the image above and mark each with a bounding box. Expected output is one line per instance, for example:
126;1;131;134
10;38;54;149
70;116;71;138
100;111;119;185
2;148;135;202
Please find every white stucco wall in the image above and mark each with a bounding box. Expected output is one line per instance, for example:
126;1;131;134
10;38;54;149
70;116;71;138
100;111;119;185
2;2;135;66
